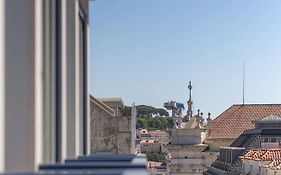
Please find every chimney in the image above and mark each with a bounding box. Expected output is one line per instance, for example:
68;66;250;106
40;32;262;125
207;112;212;125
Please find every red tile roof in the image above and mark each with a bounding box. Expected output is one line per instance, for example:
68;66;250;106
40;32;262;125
147;161;162;168
265;160;281;170
240;149;281;161
241;149;281;170
207;104;281;140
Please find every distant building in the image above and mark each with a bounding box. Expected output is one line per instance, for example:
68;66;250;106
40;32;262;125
137;128;170;146
90;96;136;153
147;161;163;168
206;104;281;151
140;139;162;153
147;161;167;175
205;115;281;175
150;130;170;144
166;127;218;175
137;128;151;139
166;81;217;175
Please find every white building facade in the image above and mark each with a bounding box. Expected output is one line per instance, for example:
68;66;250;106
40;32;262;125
0;0;89;172
149;130;170;143
167;128;218;175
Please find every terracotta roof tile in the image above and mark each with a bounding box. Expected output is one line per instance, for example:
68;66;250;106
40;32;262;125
207;104;281;140
147;161;162;168
267;160;281;170
241;149;281;161
264;159;281;168
241;149;281;171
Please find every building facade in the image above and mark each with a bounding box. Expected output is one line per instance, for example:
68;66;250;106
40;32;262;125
140;140;162;153
166;128;218;175
150;130;170;144
137;129;170;144
206;104;281;151
137;128;150;139
90;96;137;154
0;0;89;172
166;82;217;175
147;161;167;175
205;115;281;175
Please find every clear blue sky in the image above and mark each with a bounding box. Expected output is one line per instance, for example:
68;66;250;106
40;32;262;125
89;0;281;118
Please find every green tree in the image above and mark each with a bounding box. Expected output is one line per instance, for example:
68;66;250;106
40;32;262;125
137;118;148;129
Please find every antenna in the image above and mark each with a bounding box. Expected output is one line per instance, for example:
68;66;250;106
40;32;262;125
243;60;245;105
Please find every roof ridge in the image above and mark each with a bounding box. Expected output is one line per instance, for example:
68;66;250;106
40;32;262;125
207;103;281;140
209;105;242;127
233;104;281;106
209;105;239;123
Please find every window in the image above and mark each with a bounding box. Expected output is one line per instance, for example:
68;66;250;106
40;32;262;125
78;3;88;155
42;0;56;163
54;0;62;162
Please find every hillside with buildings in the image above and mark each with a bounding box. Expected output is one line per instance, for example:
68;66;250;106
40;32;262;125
88;82;281;175
122;105;169;117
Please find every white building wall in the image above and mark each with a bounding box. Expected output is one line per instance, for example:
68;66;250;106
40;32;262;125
34;0;44;169
169;151;206;174
243;159;270;175
0;0;5;172
75;0;82;156
150;131;170;143
0;0;89;172
131;103;137;153
2;0;37;171
63;0;88;159
41;0;56;164
55;0;90;160
266;169;281;175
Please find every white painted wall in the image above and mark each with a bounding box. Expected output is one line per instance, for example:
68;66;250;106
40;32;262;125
64;0;78;159
3;0;36;171
34;0;44;170
243;159;274;175
0;0;89;172
131;103;137;153
0;0;5;172
169;151;206;174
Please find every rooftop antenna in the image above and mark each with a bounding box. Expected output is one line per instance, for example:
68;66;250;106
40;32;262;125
242;60;245;105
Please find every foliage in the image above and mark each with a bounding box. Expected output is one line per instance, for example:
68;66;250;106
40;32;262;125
137;115;173;131
121;105;169;117
136;105;169;117
120;106;132;116
121;105;172;131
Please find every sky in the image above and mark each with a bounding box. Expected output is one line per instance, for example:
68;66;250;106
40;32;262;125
89;0;281;118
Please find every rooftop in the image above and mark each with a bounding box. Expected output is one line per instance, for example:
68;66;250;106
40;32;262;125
138;128;149;134
261;115;281;121
240;149;281;161
97;97;124;107
147;161;162;168
264;159;281;170
240;149;281;171
253;114;281;124
207;104;281;140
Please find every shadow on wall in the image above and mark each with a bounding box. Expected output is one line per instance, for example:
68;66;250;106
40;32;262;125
89;96;135;153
